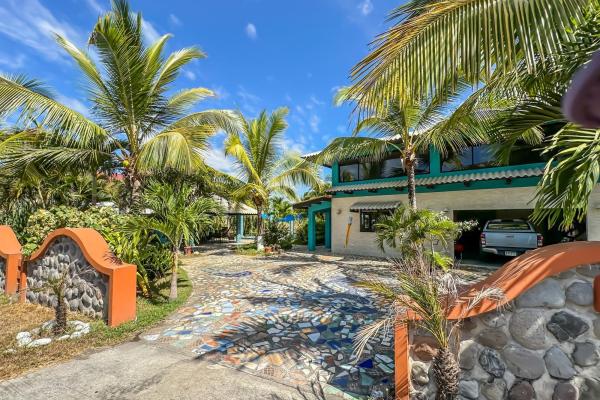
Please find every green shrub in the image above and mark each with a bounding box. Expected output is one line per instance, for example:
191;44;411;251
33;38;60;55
264;220;293;251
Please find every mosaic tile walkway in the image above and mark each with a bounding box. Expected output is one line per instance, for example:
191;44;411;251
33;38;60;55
141;246;398;399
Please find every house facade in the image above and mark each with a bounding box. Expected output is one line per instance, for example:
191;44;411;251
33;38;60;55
298;145;600;258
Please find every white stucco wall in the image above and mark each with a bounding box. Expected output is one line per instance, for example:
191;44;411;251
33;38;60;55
330;187;600;257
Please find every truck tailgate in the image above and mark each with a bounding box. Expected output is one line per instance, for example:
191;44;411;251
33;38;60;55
485;232;537;249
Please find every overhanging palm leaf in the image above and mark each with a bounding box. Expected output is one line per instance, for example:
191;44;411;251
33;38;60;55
350;0;591;112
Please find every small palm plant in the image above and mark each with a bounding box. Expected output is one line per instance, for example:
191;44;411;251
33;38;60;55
125;182;221;300
356;205;498;400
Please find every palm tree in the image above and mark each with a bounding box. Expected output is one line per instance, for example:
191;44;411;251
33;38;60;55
224;108;322;249
317;92;487;209
0;0;238;211
269;197;293;219
349;0;593;113
357;206;497;400
125;182;221;300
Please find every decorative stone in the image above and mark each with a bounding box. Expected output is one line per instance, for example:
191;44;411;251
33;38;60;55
515;279;565;308
557;270;576;279
411;362;429;386
553;382;578;400
566;281;594;306
544;346;576;380
573;341;600;367
482;379;507;400
502;345;545;380
16;331;32;347
462;318;478;331
459;380;479;400
459;341;478;370
509;309;548;350
594;318;600;339
508;381;535;400
580;377;600;400
479;348;506;378
547;311;589;341
480;311;507;328
413;336;438;362
477;329;508;350
28;338;52;347
576;264;600;278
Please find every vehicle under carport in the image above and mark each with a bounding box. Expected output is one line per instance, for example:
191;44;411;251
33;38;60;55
452;209;586;267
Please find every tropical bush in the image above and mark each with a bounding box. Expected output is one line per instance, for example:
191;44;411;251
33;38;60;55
264;220;293;251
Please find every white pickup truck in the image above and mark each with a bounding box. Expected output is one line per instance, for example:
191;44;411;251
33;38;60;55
480;219;543;257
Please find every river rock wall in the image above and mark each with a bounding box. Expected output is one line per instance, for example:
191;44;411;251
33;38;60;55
26;236;109;319
0;257;5;292
409;264;600;400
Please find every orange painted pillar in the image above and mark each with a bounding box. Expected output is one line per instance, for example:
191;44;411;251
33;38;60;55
108;263;137;327
0;225;23;297
395;320;410;400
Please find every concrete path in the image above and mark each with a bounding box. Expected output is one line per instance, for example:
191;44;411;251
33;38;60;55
0;340;328;400
0;246;402;400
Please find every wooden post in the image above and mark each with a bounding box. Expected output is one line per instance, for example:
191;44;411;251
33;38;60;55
395;319;410;400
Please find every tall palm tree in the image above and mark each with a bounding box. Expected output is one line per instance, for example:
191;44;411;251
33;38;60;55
0;0;238;210
349;0;593;113
224;108;322;249
318;92;488;209
126;181;221;300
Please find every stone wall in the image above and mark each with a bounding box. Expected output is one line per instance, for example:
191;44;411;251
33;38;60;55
26;236;109;319
0;257;5;292
409;264;600;399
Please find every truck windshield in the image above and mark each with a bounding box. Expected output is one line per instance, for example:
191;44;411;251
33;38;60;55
487;221;531;230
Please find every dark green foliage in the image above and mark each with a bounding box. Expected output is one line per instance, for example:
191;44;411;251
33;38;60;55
264;220;293;251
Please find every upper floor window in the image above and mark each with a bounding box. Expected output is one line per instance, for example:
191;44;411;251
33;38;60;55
441;144;547;173
339;151;430;182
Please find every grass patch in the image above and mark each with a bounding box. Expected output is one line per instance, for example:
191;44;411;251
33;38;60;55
0;268;192;381
234;243;267;256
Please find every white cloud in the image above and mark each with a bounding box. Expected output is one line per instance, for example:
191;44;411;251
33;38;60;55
141;18;162;44
0;53;26;70
0;0;83;62
204;145;237;175
245;23;257;40
85;0;105;14
183;70;196;81
169;14;182;27
358;0;373;16
56;94;89;116
309;115;320;133
212;86;230;101
336;124;347;134
310;95;325;106
236;86;261;114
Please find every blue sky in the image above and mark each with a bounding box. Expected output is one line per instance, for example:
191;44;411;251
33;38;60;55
0;0;400;176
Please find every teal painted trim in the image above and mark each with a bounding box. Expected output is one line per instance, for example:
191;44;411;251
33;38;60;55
235;215;244;243
333;176;541;198
331;162;546;188
332;161;340;185
307;200;332;213
429;146;442;177
324;210;331;249
308;210;316;251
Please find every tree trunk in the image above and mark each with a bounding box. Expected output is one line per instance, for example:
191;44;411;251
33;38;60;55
53;294;67;336
123;167;142;213
91;171;97;206
433;347;460;400
256;206;264;251
169;249;179;301
405;153;417;210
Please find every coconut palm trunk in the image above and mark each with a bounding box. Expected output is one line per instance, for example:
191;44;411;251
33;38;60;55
169;247;179;300
404;152;417;210
255;205;264;250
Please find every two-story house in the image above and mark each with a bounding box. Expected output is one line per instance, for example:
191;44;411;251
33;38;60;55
296;144;600;259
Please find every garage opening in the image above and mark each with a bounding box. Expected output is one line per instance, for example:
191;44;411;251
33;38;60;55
453;209;586;268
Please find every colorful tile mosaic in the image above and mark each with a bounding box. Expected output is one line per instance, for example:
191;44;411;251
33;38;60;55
142;247;398;399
